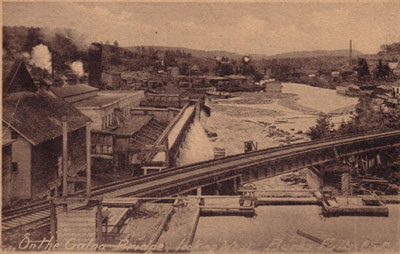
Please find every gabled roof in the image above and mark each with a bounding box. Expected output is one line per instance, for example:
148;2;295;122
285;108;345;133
3;61;37;95
2;92;91;145
2;139;16;147
50;84;99;99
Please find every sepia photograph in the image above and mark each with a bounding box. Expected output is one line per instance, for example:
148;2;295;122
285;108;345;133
1;0;400;253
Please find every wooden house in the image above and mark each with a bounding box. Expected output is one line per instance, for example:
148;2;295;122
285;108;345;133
2;139;15;207
2;92;91;200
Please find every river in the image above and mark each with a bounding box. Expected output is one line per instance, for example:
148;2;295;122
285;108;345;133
179;82;358;159
175;83;398;253
193;205;399;253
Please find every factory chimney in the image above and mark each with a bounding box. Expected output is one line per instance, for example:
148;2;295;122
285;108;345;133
349;40;352;65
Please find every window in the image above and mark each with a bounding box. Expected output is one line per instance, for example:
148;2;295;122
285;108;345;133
101;116;106;130
12;162;18;173
11;130;18;139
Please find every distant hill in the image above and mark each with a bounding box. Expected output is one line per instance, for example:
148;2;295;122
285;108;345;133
126;46;363;61
125;46;244;60
263;49;363;60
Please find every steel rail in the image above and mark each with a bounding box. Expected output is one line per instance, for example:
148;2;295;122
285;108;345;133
3;130;400;233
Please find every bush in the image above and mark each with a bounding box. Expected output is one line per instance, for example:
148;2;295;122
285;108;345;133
307;114;335;140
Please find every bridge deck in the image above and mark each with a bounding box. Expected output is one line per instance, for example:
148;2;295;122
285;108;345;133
105;130;400;198
3;130;400;234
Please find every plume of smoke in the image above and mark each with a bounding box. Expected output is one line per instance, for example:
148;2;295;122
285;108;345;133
30;44;52;72
40;27;89;51
70;61;84;77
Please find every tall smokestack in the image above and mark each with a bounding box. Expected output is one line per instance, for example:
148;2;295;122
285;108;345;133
88;43;103;88
349;40;352;64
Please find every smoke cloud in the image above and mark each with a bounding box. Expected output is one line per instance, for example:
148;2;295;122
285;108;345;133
30;44;52;72
70;61;84;77
40;27;89;52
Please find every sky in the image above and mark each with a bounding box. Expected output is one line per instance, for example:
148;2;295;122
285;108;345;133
3;1;400;56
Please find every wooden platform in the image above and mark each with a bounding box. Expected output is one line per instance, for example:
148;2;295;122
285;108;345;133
199;196;255;216
156;199;199;250
360;195;400;204
102;197;139;207
322;197;389;217
103;208;131;233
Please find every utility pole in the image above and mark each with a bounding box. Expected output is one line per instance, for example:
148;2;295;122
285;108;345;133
86;122;91;199
62;118;68;198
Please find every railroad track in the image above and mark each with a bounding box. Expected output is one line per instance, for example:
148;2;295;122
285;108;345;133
2;130;400;233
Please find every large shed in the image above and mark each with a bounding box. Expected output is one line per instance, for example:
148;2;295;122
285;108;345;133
2;92;91;200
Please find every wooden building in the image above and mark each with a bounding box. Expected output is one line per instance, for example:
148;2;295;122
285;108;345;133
2;92;91;200
67;89;163;173
90;115;167;173
2;139;15;207
47;84;148;174
73;90;144;130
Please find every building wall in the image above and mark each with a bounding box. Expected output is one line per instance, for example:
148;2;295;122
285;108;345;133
141;94;183;108
78;108;104;130
77;91;144;130
30;127;87;199
131;108;178;124
1;126;88;201
2;144;13;207
114;137;132;171
3;128;32;199
31;138;60;199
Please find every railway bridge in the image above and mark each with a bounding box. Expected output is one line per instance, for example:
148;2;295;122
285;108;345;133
3;130;400;233
125;129;400;197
